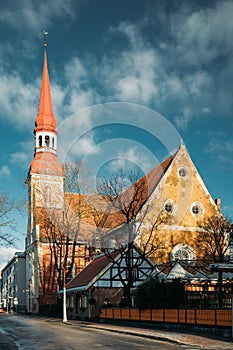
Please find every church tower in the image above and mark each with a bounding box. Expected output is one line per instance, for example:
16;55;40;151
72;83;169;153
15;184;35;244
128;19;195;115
26;36;64;313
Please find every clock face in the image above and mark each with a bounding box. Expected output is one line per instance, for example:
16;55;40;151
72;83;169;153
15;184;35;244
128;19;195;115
170;243;196;265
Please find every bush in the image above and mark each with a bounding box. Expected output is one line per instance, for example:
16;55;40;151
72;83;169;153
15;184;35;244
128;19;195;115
135;277;186;309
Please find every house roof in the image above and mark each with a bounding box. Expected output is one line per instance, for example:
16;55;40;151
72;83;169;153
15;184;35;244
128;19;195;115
64;152;176;233
66;243;155;292
32;151;177;242
29;152;64;176
113;152;176;219
165;261;193;281
66;250;120;291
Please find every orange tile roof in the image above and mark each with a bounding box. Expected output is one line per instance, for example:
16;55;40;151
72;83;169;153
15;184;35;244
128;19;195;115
34;50;57;133
32;152;176;241
106;152;177;223
29;152;64;176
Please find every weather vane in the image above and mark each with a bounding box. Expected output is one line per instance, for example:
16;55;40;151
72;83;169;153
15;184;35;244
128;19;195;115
43;30;48;48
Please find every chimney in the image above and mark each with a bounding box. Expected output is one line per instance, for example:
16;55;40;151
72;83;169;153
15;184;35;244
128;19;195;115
215;198;221;210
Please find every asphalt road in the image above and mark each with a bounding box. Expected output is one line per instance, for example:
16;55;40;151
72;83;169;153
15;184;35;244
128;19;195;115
0;314;187;350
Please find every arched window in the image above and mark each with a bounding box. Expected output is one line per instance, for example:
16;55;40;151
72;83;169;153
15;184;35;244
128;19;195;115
38;135;42;147
45;135;50;146
45;186;51;202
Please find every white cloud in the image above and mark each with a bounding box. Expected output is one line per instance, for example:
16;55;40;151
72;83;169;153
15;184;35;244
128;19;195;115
64;90;96;116
171;1;233;66
0;166;10;177
174;107;192;131
65;135;101;162
64;57;88;89
101;22;161;104
103;145;157;176
1;1;233;138
205;139;233;170
0;70;38;130
0;246;17;270
10;141;33;170
0;65;75;132
0;0;76;33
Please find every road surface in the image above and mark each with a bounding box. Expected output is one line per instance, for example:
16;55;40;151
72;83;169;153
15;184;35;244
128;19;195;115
0;314;185;349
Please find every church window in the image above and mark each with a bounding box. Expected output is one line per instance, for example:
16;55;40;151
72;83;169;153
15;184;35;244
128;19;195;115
192;206;199;214
191;202;204;217
39;136;42;147
170;243;196;265
164;199;176;214
45;135;50;146
165;203;173;213
52;137;54;148
178;167;189;178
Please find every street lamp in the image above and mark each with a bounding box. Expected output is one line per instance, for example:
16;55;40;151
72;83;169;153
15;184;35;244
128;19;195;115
63;265;67;323
62;236;67;323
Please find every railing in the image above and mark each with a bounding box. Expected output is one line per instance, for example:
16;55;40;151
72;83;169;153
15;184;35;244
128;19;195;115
99;308;232;328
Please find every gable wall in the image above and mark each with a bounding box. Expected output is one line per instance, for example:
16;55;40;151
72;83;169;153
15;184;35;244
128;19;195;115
138;146;219;264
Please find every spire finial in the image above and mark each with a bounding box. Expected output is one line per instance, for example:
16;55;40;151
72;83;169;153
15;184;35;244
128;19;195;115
43;30;48;48
180;137;185;149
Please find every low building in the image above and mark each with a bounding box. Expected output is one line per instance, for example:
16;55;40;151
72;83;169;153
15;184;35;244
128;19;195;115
1;252;26;313
64;243;155;319
154;261;233;308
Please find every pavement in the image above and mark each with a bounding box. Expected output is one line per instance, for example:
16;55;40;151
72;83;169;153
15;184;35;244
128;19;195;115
0;316;233;349
70;319;233;349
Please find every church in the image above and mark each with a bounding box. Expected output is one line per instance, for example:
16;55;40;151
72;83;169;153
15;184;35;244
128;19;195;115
25;43;225;314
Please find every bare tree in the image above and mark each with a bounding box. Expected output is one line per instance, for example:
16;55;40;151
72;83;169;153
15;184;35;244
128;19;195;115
0;192;21;246
198;214;232;263
37;162;94;299
96;168;168;306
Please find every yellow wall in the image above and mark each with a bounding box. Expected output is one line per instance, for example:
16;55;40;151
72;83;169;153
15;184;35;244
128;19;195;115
139;145;219;264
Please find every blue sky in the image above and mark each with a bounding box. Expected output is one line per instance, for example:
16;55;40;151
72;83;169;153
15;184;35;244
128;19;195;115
0;0;232;267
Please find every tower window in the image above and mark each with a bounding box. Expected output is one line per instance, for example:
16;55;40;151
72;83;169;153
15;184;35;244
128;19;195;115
178;167;189;178
45;135;50;146
39;136;42;147
52;137;54;148
45;186;51;202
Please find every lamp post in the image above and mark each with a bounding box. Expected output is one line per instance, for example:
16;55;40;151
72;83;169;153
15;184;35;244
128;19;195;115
63;264;67;323
62;235;67;323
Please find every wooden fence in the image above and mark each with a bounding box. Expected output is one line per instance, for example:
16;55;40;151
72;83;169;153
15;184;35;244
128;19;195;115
100;308;232;328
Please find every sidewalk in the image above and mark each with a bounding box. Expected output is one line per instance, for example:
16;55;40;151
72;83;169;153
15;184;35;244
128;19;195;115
65;319;233;349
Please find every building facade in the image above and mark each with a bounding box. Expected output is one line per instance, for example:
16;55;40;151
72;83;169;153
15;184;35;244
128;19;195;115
23;44;230;313
1;252;26;313
25;47;91;313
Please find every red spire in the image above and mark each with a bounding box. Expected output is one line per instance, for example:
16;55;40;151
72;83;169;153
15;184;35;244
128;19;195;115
34;50;57;133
